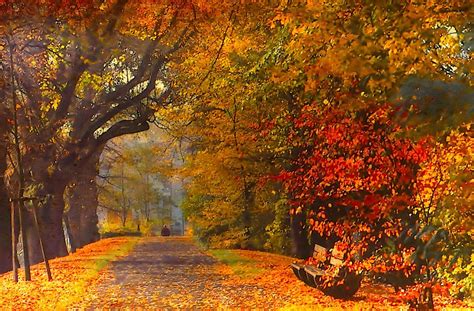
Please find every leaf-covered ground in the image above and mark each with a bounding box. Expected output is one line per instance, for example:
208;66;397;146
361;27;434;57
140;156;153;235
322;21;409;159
1;236;470;310
0;237;138;310
77;237;468;310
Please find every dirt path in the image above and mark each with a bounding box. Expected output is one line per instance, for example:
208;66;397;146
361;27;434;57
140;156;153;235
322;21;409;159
80;237;266;309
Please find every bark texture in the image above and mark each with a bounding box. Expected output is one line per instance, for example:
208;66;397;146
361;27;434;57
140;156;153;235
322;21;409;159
290;210;310;259
0;128;12;274
66;152;101;250
25;178;69;265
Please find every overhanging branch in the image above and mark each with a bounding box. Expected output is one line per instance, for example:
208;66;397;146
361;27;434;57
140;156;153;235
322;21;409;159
96;118;150;146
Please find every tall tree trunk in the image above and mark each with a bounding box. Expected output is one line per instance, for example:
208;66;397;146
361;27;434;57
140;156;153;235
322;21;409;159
67;175;100;249
66;152;101;249
291;209;310;259
25;179;69;265
0;57;11;275
0;134;12;274
79;187;100;245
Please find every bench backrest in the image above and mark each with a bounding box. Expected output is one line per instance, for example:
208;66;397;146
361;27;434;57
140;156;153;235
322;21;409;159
329;245;344;266
313;243;344;266
313;244;327;262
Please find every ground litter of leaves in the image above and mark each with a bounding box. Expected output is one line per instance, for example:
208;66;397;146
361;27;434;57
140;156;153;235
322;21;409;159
0;237;138;310
1;236;470;310
77;237;468;310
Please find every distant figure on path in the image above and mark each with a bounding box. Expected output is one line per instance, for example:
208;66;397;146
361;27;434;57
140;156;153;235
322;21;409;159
161;225;171;237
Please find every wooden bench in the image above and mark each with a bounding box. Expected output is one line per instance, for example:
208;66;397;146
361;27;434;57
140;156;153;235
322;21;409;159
291;244;363;299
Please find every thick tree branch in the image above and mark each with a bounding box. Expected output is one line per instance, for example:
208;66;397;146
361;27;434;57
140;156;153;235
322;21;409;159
102;0;129;37
51;0;129;124
97;12;175;105
80;64;168;142
79;23;193;141
96;118;150;146
53;60;88;122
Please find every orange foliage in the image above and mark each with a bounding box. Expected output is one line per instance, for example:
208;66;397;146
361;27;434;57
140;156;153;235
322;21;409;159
0;237;138;310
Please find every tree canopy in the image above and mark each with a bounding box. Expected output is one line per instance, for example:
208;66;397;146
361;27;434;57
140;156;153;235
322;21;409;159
0;0;472;308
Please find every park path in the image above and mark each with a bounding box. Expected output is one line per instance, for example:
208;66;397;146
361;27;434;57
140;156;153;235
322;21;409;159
79;237;268;309
77;236;408;310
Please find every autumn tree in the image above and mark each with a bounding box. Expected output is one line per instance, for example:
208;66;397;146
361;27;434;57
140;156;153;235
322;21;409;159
395;79;473;300
163;2;297;250
0;0;204;266
164;1;471;304
262;1;471;305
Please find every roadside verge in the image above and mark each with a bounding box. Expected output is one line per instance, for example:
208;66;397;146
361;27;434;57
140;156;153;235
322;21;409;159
0;237;139;310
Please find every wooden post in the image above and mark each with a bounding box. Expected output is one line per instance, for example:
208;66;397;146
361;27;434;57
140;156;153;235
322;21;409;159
63;215;76;253
32;200;52;281
10;200;18;282
8;36;30;282
17;200;31;281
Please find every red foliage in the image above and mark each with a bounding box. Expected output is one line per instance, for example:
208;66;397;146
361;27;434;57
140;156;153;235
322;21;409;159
278;102;429;257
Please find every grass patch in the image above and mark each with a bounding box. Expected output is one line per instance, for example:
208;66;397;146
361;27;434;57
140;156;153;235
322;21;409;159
209;249;264;279
100;223;142;238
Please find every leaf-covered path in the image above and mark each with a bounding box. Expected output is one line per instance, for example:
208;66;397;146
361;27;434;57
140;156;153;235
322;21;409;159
77;236;411;310
81;236;241;309
80;236;323;309
1;236;466;310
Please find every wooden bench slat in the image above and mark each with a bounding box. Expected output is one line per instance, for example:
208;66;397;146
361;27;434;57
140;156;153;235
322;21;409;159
304;265;325;277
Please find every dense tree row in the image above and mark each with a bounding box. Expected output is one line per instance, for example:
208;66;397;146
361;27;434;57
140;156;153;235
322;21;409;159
0;0;202;275
165;0;473;305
